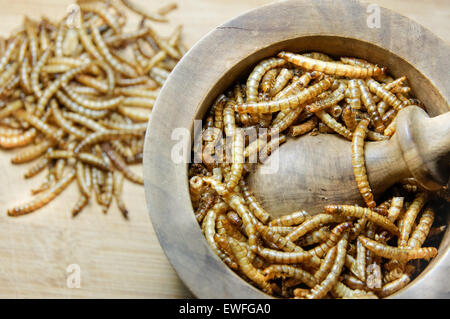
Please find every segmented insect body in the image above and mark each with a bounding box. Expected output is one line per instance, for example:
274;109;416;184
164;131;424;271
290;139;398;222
308;222;351;258
10;139;52;164
260;68;279;94
72;195;89;217
359;236;437;262
297;226;331;246
270;68;293;97
229;237;273;294
285;213;347;242
325;205;399;236
398;192;428;247
246;58;287;103
379;274;410;298
239;180;271;224
356;237;367;281
347;79;361;110
74;130;142;154
306;82;346;113
315;109;353;140
237;78;331;113
367;78;404;112
263;264;317;288
352;118;376;208
101;143;144;185
0;128;37;149
306;234;348;299
407;207;434;249
288;117;318;137
195;191;215;223
357;80;384;133
7;169;76;216
269;210;309;227
387;197;404;223
279;52;385;78
313;246;337;282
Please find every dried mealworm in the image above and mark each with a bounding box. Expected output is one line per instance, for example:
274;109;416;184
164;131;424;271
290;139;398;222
0;128;37;149
270;68;293;97
325;205;399;236
229;237;273;294
71;194;88;217
367;78;404;112
308;222;352;258
407;206;434;248
239;179;271;224
260;68;279;94
288;117;318;137
378;274;410;298
313;246;337;282
269;211;309;227
315;109;353;140
237;78;331;113
263;265;317;288
285;213;347;242
357;80;384;133
101;143;143;184
398;192;428;247
359;236;437;262
306;234;348;299
74;130;142;154
352;118;376;208
8;169;76;216
279;52;385;78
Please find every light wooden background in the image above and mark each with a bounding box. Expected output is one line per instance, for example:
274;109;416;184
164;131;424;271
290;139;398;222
0;0;448;298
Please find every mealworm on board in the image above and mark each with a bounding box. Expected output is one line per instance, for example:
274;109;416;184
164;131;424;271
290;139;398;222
352;118;376;208
279;52;385;78
8;169;76;216
101;143;144;184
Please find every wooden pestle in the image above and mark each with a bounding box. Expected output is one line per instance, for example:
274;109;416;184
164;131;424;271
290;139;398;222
247;106;450;217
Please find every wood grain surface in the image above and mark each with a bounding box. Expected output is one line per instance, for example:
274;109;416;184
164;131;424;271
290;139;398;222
0;0;448;299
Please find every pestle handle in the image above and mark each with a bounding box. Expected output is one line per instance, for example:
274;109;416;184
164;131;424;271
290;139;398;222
247;106;450;217
395;106;450;190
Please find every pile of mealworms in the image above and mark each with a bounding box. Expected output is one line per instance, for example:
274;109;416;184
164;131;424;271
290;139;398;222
0;0;185;217
188;51;449;298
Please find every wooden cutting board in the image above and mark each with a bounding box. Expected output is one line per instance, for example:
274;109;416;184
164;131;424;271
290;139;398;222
0;0;448;298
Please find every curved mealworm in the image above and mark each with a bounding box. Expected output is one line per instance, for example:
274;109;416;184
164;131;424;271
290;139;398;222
315;109;353;140
237;78;331;113
77;152;111;171
8;169;76;216
74;130;142;154
10;139;53;164
270;68;293;97
31;45;52;98
51;100;86;139
359;236;437;262
398;192;429;247
222;100;236;137
246;58;287;104
117;106;150;122
239;179;271;224
279;52;385;78
269;211;309;227
407;206;434;249
306;234;348;299
260;68;279;94
195;191;216;223
91;26;137;78
24;156;49;179
36;63;92;117
367;78;404;112
13;109;61;145
0;100;23;120
325;205;399;236
313;246;337;283
229;237;273;294
62;110;106;131
213;234;239;270
387;197;404;223
357;80;384;133
308;222;351;258
285;213;347;242
378;274;410;298
72;195;88;217
101;143;144;184
352;118;376;208
0;128;37;149
63;84;124;110
306;82;346;113
263;265;317;288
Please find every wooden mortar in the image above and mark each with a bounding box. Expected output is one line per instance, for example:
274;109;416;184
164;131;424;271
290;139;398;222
144;0;450;298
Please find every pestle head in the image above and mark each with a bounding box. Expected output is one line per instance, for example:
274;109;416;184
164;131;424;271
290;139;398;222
247;106;450;217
